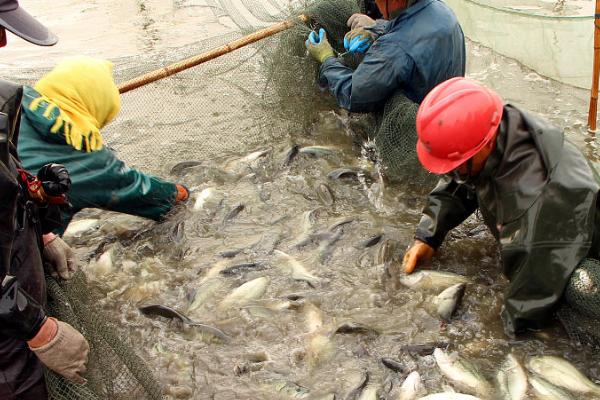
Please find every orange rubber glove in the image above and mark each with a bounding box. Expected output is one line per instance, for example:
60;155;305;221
175;184;189;203
402;240;434;274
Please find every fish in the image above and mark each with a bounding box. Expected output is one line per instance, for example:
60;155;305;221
274;250;321;287
375;239;397;265
293;230;338;249
283;144;300;166
436;283;466;322
433;348;492;398
138;304;230;342
90;249;114;277
219;248;245;258
222;204;245;223
188;279;224;313
219;262;267;276
496;354;527;400
299;145;339;157
170;220;185;244
193;187;223;213
529;375;577;400
218;276;270;310
401;342;450;357
327;168;360;180
346;371;370;400
335;322;379;337
380;358;406;374
170;160;203;175
267;379;310;399
63;218;100;238
302;208;325;230
318;229;344;264
303;302;324;333
328;216;356;231
399;271;469;290
316;182;335;205
357;386;378;400
357;234;383;249
398;371;422;400
417;394;481;400
526;355;600;395
199;260;229;283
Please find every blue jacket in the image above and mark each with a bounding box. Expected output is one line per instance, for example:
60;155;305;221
319;0;465;112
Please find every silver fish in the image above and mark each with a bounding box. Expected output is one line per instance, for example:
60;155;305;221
63;218;100;238
274;250;321;287
529;375;577;400
417;394;481;400
188;279;224;313
346;371;370;400
398;371;422;400
380;358;406;374
139;304;230;342
433;348;492;397
496;354;527;400
526;355;600;396
328;168;360;180
375;239;397;265
316;182;335;206
265;379;310;399
170;160;203;175
283;144;300;166
218;276;270;310
299;145;340;157
222;204;245;223
436;283;466;322
399;271;469;290
357;233;383;249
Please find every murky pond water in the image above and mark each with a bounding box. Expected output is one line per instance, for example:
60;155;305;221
62;37;600;399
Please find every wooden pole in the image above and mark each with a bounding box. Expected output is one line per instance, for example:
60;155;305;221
118;15;308;94
588;0;600;132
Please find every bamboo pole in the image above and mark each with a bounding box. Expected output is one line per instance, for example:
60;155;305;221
588;0;600;132
118;14;308;94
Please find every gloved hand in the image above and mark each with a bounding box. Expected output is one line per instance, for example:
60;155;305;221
343;27;376;54
43;233;77;280
402;240;434;274
347;13;376;30
305;28;335;63
175;184;189;204
28;317;90;384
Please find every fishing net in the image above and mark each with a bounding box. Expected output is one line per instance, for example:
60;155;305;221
44;272;163;400
557;258;600;348
262;0;428;182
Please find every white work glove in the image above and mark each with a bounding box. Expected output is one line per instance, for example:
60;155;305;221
43;233;78;280
347;13;376;30
28;318;90;384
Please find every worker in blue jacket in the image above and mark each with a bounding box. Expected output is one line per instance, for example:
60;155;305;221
305;0;465;111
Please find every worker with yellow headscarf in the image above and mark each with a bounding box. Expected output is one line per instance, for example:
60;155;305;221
17;56;189;233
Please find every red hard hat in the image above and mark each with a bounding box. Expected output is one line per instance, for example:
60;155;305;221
416;77;504;174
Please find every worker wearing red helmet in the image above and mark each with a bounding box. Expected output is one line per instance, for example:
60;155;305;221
402;77;600;335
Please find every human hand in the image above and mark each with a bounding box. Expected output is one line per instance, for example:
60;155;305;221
402;240;434;274
343;27;376;54
28;318;90;384
347;13;376;30
43;233;77;280
305;28;335;63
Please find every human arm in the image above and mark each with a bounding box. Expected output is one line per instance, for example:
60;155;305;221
414;177;479;250
318;40;413;113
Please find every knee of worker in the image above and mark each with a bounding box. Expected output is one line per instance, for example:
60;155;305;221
564;258;600;319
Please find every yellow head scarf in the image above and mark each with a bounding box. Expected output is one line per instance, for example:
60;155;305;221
31;56;121;152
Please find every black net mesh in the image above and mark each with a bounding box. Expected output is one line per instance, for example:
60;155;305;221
557;258;600;348
45;273;163;400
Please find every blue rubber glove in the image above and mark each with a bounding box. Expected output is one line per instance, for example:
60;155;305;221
305;28;335;63
343;27;376;54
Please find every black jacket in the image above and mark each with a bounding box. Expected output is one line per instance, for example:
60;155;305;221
0;80;49;340
416;104;600;334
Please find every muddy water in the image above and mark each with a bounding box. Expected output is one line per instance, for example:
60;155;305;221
68;40;600;398
7;0;600;399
